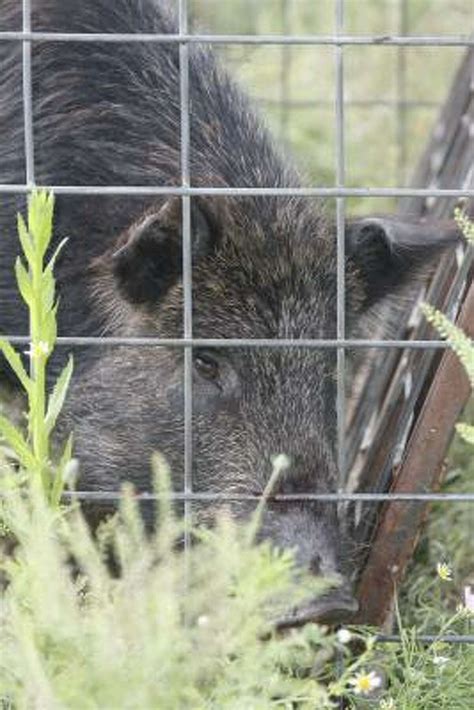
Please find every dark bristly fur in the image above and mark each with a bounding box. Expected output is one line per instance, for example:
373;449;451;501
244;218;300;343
0;0;458;623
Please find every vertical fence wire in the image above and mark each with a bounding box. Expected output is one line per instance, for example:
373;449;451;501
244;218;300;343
22;0;35;381
397;0;409;186
335;0;346;490
335;3;346;704
22;0;35;186
178;0;193;551
279;0;291;142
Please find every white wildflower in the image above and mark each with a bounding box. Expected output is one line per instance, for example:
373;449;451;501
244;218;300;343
336;628;352;644
348;670;382;696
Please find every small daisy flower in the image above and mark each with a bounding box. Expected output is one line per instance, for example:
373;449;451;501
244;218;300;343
348;670;382;696
24;341;50;360
436;562;452;582
197;615;210;627
337;628;352;644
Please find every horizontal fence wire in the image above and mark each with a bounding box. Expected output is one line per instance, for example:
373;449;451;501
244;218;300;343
0;32;473;45
0;336;458;348
376;635;474;644
2;1;472;648
62;492;474;502
261;98;443;108
1;185;473;197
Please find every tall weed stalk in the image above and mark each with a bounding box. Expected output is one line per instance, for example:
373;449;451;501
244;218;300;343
0;191;73;505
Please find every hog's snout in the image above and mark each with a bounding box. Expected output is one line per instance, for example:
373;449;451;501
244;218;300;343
257;504;357;627
276;586;359;628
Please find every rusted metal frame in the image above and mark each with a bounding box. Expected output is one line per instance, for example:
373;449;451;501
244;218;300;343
353;248;472;546
347;242;470;499
356;280;474;626
353;245;472;609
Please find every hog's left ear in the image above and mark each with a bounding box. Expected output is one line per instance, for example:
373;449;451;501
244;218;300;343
345;215;460;310
111;198;219;305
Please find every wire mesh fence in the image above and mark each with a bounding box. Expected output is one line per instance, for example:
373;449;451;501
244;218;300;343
0;0;472;651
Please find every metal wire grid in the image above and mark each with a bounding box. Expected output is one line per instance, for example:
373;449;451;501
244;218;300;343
0;0;472;647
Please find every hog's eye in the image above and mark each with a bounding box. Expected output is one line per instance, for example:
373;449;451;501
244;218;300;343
194;351;220;382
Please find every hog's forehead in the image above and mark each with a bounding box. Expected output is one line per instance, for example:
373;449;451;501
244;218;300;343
191;245;338;339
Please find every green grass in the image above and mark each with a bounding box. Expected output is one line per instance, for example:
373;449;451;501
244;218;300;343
1;465;347;709
1;470;472;709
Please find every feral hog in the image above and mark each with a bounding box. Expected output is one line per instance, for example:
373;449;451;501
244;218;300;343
0;0;458;623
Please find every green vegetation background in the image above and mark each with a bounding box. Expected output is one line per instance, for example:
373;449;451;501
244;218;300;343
191;0;471;213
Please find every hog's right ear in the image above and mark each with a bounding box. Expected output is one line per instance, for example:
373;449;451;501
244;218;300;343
345;215;460;311
112;198;219;304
